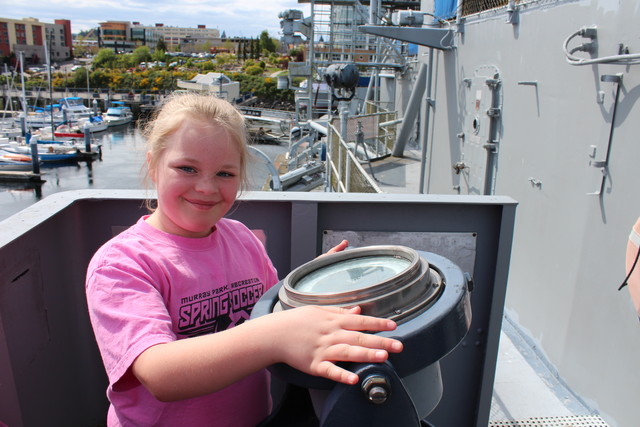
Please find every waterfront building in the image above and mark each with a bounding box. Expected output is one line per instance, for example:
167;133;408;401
149;23;219;50
0;17;72;64
98;21;221;53
130;22;161;49
98;21;136;53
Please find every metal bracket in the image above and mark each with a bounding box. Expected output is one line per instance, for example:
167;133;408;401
487;108;501;118
483;142;498;153
453;161;467;175
505;2;520;25
486;78;501;89
528;177;542;188
358;25;455;50
589;160;607;168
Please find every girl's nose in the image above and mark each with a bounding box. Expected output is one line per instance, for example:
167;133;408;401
195;176;218;194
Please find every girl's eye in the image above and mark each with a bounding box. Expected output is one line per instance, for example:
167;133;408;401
217;171;235;178
177;166;196;174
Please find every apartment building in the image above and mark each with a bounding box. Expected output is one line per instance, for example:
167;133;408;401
98;21;220;53
98;21;135;52
0;17;72;64
150;23;219;50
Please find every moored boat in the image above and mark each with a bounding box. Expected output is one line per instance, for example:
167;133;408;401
14;105;65;129
36;138;102;157
58;97;96;120
0;150;33;171
1;141;79;163
52;115;108;138
103;102;133;127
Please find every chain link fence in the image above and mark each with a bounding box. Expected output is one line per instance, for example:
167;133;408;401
461;0;511;16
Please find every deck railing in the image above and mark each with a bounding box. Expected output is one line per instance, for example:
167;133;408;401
326;121;382;193
325;102;398;193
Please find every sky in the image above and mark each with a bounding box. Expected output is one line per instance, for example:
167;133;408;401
3;0;311;38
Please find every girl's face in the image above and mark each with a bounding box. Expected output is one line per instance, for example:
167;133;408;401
147;118;241;238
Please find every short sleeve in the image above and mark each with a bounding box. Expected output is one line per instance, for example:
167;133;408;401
86;262;176;387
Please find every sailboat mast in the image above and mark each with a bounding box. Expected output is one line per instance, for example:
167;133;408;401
18;51;28;135
44;28;55;135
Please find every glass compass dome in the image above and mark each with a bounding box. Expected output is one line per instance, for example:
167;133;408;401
275;245;444;323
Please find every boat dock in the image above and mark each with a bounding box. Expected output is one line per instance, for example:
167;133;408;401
0;171;44;183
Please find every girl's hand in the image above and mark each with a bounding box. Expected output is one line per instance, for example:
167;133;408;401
323;239;349;256
270;305;403;385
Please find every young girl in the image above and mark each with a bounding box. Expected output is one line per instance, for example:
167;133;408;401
85;93;403;426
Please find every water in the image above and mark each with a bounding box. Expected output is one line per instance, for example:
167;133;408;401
0;124;289;221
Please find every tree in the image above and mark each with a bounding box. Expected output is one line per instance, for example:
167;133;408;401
152;48;166;63
199;41;212;54
71;68;90;88
237;40;243;61
259;30;276;54
216;54;229;67
93;48;117;68
273;38;282;54
116;53;136;69
132;46;152;66
223;40;235;54
289;47;304;62
253;39;260;59
90;69;110;89
156;37;168;53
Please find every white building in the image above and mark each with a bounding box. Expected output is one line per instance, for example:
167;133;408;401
99;21;220;52
176;72;240;101
147;24;219;50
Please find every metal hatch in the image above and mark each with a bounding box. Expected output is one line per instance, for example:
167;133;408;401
456;65;502;195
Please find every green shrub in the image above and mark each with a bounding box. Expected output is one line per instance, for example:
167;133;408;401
245;65;263;75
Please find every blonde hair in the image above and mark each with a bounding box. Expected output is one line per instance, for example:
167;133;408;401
141;92;250;192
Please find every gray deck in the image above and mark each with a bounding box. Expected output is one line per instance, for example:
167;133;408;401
489;316;608;426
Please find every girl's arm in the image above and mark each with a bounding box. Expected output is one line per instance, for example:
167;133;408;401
132;305;403;402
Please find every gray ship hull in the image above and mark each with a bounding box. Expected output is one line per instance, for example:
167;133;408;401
406;1;640;425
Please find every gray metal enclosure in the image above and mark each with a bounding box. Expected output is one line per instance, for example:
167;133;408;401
0;190;515;426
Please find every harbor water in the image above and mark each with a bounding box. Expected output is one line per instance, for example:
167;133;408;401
0;123;287;221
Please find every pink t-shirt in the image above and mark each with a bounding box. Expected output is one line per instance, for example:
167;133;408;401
86;216;279;426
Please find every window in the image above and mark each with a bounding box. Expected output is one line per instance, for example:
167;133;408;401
32;26;43;45
15;24;27;44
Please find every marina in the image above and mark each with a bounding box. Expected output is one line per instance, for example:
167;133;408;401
1;0;639;426
0;121;288;220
